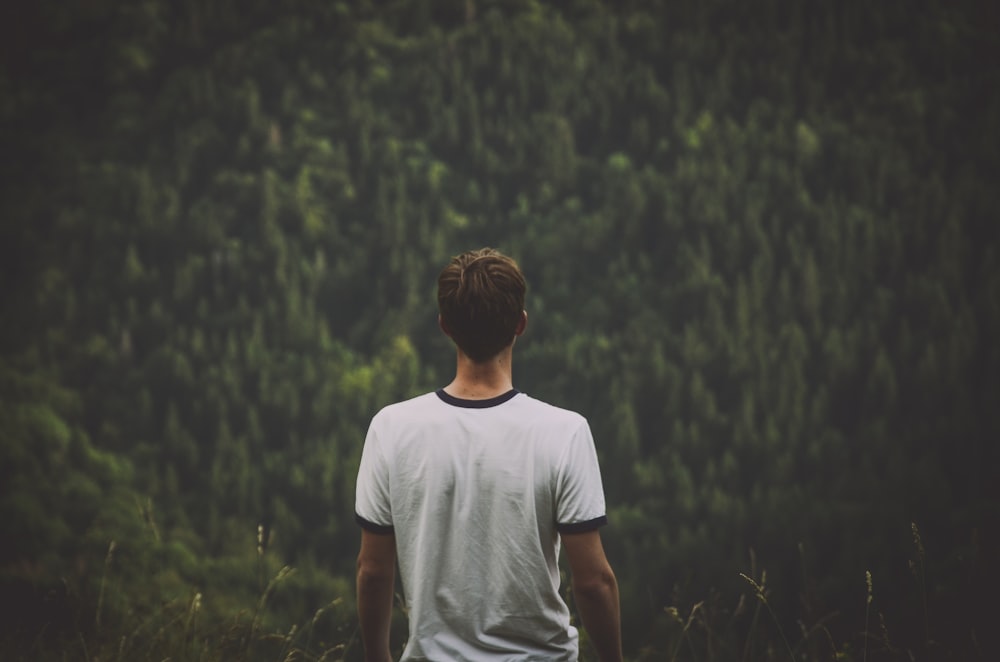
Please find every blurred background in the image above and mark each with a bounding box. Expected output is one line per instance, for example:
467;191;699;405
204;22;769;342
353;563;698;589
1;0;998;659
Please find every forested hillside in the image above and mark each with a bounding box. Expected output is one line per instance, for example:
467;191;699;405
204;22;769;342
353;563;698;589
2;0;998;659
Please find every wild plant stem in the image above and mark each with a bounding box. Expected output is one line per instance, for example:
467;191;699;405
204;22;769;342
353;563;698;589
96;540;116;629
864;570;873;662
912;522;930;654
669;602;703;662
739;572;795;662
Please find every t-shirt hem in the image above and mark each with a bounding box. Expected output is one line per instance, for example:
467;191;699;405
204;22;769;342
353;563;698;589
356;513;394;534
556;515;608;533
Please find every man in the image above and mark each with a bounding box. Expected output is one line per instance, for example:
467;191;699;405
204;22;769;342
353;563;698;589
355;248;622;661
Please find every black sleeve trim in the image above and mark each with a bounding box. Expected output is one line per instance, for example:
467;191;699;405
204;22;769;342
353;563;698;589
556;515;608;534
355;513;395;534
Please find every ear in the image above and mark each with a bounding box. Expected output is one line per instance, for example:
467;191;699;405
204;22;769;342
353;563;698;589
438;314;452;338
514;310;527;337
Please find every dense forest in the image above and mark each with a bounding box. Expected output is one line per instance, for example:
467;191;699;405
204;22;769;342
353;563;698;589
1;0;998;659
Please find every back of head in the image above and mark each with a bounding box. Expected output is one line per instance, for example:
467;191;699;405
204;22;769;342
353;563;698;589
437;248;526;363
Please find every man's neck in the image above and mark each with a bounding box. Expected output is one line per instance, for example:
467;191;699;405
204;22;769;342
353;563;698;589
442;348;514;400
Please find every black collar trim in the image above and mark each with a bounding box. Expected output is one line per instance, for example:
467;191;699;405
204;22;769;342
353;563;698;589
435;389;520;409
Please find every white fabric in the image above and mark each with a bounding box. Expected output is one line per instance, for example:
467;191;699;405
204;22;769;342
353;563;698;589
355;390;607;661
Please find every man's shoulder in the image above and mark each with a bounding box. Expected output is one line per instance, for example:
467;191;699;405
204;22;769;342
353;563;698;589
371;390;589;431
512;393;588;427
373;391;439;420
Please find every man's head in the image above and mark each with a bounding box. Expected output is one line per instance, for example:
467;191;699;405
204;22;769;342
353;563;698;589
437;248;527;363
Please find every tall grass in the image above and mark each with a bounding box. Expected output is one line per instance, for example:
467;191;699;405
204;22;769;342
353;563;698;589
1;524;356;662
625;524;979;662
70;568;352;662
5;522;979;661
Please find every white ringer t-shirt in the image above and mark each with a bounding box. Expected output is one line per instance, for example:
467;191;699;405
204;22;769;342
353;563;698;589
355;389;608;661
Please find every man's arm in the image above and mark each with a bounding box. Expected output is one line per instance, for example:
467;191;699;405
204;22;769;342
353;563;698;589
356;530;396;662
562;529;623;662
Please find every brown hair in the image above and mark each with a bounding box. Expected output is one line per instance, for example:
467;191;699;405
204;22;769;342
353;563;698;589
437;248;526;362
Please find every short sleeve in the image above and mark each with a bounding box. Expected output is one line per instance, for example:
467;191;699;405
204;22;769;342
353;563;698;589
554;419;608;533
355;416;394;533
